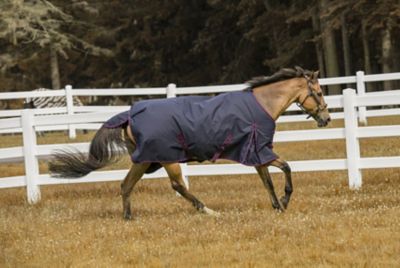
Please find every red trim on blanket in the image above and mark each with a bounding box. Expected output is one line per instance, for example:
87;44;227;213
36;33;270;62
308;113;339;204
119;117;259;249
250;91;276;125
211;133;234;162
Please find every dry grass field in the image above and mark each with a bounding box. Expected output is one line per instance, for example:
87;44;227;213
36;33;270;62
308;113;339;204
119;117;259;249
1;118;399;267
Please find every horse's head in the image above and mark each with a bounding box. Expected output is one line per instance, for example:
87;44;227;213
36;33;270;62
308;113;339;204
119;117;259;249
23;98;35;109
297;71;331;127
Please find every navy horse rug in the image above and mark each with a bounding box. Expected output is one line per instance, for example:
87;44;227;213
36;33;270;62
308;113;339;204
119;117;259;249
104;90;277;173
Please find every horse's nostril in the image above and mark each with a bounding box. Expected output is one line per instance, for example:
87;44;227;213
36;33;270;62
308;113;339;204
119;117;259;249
327;117;331;122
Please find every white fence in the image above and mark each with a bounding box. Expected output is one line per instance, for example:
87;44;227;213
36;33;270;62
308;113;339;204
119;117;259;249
1;71;400;204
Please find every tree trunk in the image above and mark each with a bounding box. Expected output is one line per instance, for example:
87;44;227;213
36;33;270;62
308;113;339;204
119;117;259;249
381;20;393;90
262;0;271;10
361;21;372;74
395;0;400;89
50;44;61;90
11;4;19;45
11;21;17;46
262;0;282;70
361;20;372;91
392;31;400;89
312;7;326;79
319;0;341;95
341;10;352;88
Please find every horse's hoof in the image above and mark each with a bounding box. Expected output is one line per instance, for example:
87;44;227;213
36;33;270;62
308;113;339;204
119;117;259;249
123;212;132;220
272;204;285;213
280;197;289;209
275;208;285;213
201;206;220;217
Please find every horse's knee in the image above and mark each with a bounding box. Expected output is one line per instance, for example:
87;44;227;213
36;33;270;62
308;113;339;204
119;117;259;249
285;185;293;194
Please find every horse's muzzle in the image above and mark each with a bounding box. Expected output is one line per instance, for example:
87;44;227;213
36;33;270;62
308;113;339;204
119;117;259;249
317;116;331;127
315;109;331;127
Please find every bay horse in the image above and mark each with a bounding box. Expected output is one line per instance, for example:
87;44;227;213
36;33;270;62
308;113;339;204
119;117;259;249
49;67;331;219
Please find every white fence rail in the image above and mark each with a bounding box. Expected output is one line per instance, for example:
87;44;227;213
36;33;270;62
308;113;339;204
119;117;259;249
2;71;400;137
1;85;400;203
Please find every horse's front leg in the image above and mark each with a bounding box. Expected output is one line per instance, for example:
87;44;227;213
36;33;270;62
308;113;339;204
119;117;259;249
255;164;284;212
269;159;293;209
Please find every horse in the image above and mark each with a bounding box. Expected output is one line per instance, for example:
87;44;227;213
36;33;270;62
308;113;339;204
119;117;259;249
23;88;88;135
48;67;331;219
23;88;85;109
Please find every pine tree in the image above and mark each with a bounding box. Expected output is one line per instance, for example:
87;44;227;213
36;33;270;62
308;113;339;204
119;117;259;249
0;0;112;90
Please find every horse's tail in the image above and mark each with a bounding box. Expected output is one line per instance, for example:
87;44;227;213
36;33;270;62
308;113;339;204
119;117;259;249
48;125;127;178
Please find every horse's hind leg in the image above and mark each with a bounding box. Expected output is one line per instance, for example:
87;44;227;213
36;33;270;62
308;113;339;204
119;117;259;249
269;159;293;209
163;163;219;216
255;165;284;212
121;163;150;220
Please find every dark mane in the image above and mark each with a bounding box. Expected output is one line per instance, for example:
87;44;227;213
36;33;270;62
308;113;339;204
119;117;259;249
245;66;313;89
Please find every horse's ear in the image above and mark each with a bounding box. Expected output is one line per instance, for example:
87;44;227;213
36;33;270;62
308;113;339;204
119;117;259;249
311;70;320;81
294;66;304;76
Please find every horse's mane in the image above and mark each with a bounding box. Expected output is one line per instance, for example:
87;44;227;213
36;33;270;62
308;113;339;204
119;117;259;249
245;66;313;89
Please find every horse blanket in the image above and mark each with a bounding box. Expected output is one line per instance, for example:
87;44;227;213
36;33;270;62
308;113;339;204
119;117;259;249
104;91;277;173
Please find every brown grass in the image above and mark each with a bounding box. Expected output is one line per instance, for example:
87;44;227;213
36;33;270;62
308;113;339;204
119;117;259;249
1;119;400;267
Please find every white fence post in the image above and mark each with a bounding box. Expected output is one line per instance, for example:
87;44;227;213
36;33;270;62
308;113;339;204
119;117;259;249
356;71;367;125
167;83;190;190
166;83;177;98
343;89;362;189
21;110;41;204
65;85;76;139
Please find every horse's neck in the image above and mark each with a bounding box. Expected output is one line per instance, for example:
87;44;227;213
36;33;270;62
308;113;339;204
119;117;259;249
252;79;301;120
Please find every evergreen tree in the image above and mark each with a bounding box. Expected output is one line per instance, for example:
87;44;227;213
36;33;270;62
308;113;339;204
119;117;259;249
0;0;112;90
